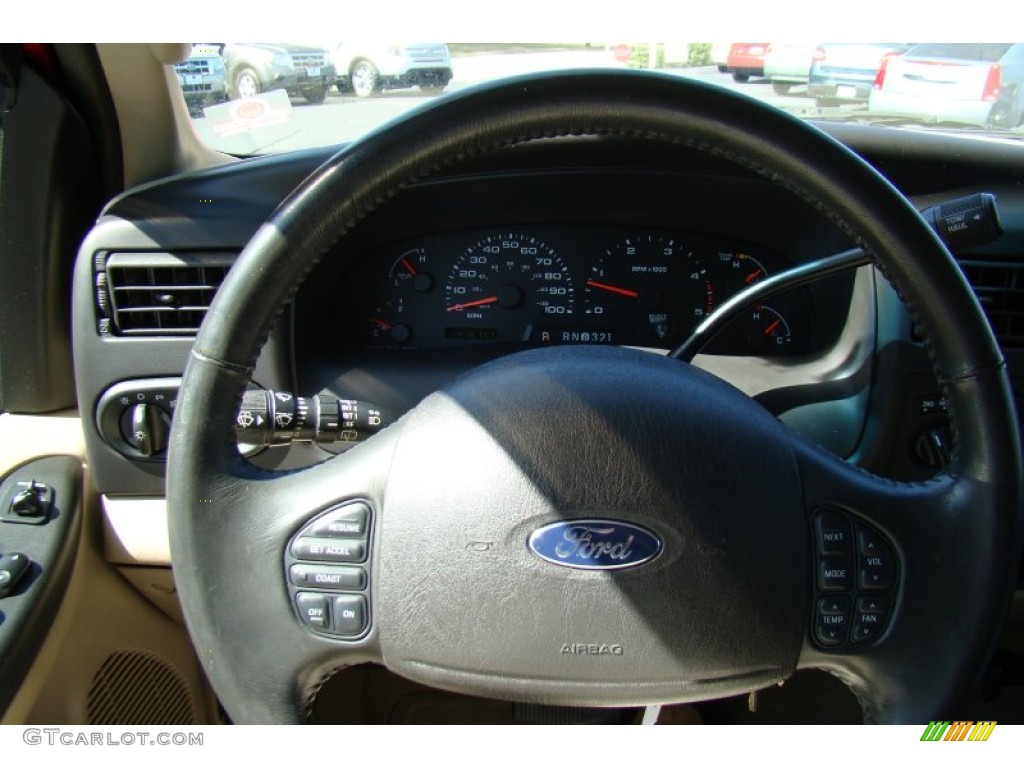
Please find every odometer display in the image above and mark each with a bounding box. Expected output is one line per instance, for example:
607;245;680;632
444;327;500;341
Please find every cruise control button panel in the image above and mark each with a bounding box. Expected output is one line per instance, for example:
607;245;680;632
286;501;372;638
811;508;899;650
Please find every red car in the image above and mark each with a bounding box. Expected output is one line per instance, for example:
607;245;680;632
726;42;769;82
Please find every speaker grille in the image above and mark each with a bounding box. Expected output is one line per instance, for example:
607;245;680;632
87;650;196;725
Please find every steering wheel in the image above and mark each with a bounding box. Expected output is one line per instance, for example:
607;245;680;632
167;70;1022;724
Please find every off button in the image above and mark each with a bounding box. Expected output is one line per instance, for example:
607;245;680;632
296;593;331;630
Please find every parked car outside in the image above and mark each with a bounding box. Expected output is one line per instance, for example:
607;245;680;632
726;43;768;82
173;44;227;116
868;43;1024;128
807;43;913;107
711;42;731;73
764;42;818;94
332;43;453;98
222;42;335;104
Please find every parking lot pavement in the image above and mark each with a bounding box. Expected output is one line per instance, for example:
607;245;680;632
191;56;841;154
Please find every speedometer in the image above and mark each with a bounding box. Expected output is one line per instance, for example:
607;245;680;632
443;233;574;340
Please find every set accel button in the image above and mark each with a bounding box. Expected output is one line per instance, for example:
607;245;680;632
291;537;365;563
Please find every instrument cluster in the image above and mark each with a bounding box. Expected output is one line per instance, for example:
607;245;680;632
340;225;814;355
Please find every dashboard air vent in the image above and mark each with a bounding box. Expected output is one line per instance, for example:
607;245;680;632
97;252;235;336
958;256;1024;350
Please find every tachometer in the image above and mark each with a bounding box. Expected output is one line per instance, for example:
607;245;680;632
584;234;713;346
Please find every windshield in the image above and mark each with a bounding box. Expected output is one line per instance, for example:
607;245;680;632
175;41;1024;156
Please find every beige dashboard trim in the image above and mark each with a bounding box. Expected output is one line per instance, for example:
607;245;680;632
0;411;85;469
103;495;172;566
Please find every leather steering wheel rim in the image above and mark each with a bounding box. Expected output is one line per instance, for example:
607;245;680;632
167;70;1022;724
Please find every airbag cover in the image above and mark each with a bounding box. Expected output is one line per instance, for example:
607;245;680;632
377;346;806;705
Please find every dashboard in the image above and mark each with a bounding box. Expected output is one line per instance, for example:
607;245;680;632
57;118;1024;725
71;129;1024;500
332;224;813;354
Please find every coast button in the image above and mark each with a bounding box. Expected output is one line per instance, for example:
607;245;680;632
289;564;366;590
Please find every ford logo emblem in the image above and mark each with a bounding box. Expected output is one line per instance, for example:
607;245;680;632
527;519;662;571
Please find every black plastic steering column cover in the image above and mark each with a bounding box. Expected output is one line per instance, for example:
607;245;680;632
167;70;1022;724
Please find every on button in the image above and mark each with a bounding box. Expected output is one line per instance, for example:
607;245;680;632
332;595;367;636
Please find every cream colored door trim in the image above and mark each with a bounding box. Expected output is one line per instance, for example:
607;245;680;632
103;496;171;566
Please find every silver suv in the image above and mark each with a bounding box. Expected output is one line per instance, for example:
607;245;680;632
173;45;227;116
222;43;335;104
332;43;453;98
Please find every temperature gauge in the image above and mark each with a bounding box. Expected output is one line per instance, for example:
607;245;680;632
389;247;435;293
741;305;795;353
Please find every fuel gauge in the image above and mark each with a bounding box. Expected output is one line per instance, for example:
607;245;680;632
368;299;413;345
